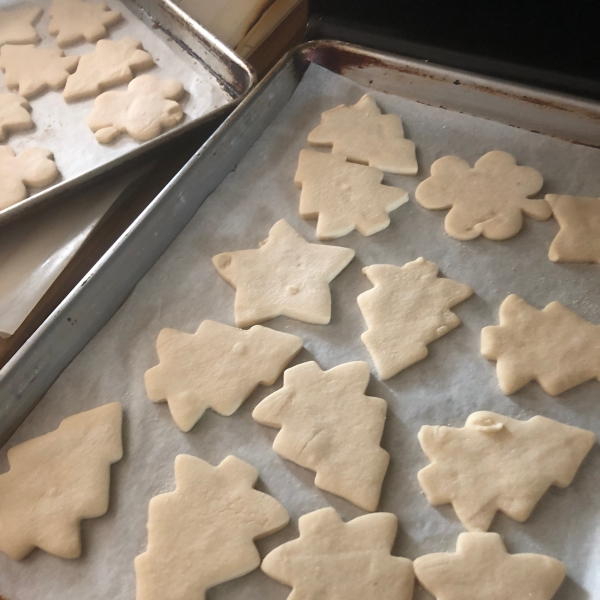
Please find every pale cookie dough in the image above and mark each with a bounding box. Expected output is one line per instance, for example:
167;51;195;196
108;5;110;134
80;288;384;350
0;402;122;560
262;508;414;600
87;74;184;143
546;194;600;264
294;148;408;240
63;38;154;102
418;411;595;532
481;294;600;395
415;150;551;240
0;145;59;211
308;94;418;175
357;258;473;380
414;532;566;600
144;320;303;432
212;219;355;327
0;6;42;46
0;44;79;99
135;455;289;600
253;361;389;511
0;93;33;141
48;0;122;47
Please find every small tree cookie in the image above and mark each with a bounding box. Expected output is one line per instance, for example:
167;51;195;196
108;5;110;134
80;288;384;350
415;151;551;240
262;508;414;600
308;94;418;175
0;93;33;141
135;455;289;600
0;6;42;46
253;361;389;511
482;294;600;395
418;411;594;532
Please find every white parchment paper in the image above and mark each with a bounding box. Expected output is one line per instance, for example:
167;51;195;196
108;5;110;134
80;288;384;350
1;63;599;600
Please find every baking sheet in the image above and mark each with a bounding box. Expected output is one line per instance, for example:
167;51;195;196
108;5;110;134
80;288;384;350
1;62;599;600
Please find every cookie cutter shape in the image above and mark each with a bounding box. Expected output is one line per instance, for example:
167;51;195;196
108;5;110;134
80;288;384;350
253;361;389;511
357;258;473;380
482;294;600;395
418;411;594;532
87;74;184;143
213;219;355;327
262;507;414;600
144;320;303;432
415;150;551;240
294;149;408;240
0;6;42;47
48;0;122;47
0;93;33;141
135;455;289;600
308;94;418;175
414;532;566;600
63;38;155;102
0;402;122;560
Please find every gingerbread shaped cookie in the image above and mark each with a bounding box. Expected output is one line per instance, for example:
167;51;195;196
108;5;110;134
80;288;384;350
0;6;42;47
0;93;33;141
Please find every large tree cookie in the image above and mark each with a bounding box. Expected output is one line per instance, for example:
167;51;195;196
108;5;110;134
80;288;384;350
0;145;59;211
308;94;418;175
482;294;600;395
414;532;566;600
48;0;122;47
213;219;355;327
0;44;79;98
262;508;414;600
357;258;472;380
135;455;289;600
415;151;551;240
253;361;389;511
418;411;594;532
144;320;303;432
0;403;122;560
87;74;184;143
63;38;154;102
546;194;600;264
0;93;33;141
0;6;42;46
294;148;408;240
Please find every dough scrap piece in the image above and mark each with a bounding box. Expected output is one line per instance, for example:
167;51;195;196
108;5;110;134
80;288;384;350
307;94;418;175
294;148;408;240
357;258;473;380
144;320;303;432
253;361;389;511
418;411;595;532
135;454;289;600
87;74;184;143
546;193;600;264
0;93;33;141
0;44;79;99
63;38;155;102
48;0;123;47
262;507;414;600
0;6;42;46
0;402;123;560
413;532;566;600
481;294;600;395
212;219;355;327
0;145;59;211
415;151;551;240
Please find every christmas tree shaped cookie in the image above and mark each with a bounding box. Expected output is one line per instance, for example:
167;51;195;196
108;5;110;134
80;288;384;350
418;411;595;532
482;294;600;395
0;93;33;141
253;361;389;511
294;149;408;240
213;219;355;327
262;507;414;600
357;258;473;380
414;532;566;600
308;94;418;175
0;402;123;560
415;151;551;240
135;455;289;600
145;320;303;432
0;6;42;46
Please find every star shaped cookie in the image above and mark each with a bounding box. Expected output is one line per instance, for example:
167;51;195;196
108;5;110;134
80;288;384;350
0;93;33;142
0;6;42;47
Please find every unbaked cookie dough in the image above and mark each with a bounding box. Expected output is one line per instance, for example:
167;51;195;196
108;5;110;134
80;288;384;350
0;93;33;141
0;6;42;46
